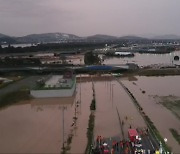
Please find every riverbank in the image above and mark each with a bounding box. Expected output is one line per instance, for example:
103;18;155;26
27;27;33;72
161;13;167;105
0;76;24;89
0;90;31;108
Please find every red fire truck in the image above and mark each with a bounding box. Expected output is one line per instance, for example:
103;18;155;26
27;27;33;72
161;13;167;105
128;129;142;148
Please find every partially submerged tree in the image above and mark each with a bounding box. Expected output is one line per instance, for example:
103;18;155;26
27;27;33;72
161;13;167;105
84;51;101;65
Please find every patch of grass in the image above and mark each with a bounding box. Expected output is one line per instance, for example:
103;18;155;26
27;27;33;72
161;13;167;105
90;80;96;111
67;134;73;145
159;98;180;120
138;68;180;76
0;90;31;108
85;113;95;154
0;76;24;89
169;128;180;145
61;133;73;154
0;82;12;89
90;98;96;110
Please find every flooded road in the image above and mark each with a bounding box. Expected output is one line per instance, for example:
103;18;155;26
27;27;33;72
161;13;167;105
122;76;180;153
94;79;146;140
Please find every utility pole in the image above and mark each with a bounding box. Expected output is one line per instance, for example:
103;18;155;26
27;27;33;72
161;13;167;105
112;84;115;106
80;76;81;104
110;81;111;101
80;58;82;113
62;106;65;151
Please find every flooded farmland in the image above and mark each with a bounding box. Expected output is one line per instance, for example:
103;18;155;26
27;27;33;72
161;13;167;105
103;51;180;66
67;51;180;67
0;82;92;154
122;76;180;153
0;74;180;153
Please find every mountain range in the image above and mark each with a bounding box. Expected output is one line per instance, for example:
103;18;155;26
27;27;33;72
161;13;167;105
0;33;180;44
152;34;180;40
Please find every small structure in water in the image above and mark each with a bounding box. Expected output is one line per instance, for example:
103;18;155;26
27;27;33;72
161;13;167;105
105;51;135;57
30;71;76;98
114;52;135;57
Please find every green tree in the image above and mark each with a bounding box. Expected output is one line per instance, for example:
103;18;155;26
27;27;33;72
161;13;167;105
84;51;101;65
60;55;67;64
0;45;2;52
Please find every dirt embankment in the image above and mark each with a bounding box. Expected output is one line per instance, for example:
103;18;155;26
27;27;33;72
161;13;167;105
137;68;180;76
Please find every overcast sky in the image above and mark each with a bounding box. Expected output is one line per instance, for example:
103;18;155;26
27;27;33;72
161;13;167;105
0;0;180;37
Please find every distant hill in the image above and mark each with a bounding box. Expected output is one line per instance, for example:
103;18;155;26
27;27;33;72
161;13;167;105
16;33;81;43
86;34;117;41
0;33;9;38
118;35;147;40
2;32;180;45
0;33;17;44
0;33;149;44
152;34;180;40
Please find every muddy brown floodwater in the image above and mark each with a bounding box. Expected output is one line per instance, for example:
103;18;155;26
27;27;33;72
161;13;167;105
0;98;72;153
94;79;146;141
70;82;92;154
0;82;92;154
1;75;180;153
122;76;180;153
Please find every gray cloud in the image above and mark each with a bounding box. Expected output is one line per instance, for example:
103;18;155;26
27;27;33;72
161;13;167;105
0;0;180;37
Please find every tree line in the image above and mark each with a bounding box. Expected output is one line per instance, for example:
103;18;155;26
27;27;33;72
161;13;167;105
0;42;106;54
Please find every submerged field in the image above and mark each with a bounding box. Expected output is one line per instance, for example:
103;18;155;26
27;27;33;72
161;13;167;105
154;95;180;120
122;75;180;153
0;82;92;154
0;74;180;153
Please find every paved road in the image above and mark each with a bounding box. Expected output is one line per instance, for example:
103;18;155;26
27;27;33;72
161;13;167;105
115;79;160;154
137;128;160;153
93;134;159;154
0;76;42;100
